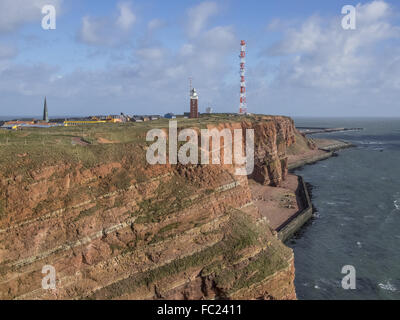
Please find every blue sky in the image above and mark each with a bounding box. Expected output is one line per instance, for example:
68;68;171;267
1;0;400;117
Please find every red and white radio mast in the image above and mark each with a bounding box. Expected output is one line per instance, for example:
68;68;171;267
239;40;247;115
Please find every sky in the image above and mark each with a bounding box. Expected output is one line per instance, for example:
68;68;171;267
0;0;400;118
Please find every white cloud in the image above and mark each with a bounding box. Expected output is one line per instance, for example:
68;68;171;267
266;1;400;89
0;0;62;33
268;17;324;55
193;26;236;69
187;1;218;37
147;19;164;32
3;0;400;117
358;0;390;23
80;16;103;45
0;1;239;116
179;44;194;56
137;47;165;60
256;0;400;116
116;2;136;30
78;2;136;46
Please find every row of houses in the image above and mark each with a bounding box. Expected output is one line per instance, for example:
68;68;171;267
62;112;214;124
130;115;162;122
57;114;163;124
88;114;164;123
1;111;215;130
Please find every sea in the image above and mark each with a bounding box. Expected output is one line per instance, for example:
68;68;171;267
290;117;400;300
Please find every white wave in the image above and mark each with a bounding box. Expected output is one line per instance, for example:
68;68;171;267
394;200;400;211
353;140;384;147
378;281;397;292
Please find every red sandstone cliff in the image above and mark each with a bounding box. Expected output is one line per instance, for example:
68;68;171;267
0;116;303;300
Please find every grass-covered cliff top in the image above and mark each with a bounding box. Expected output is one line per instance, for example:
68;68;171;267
0;114;291;176
0;114;290;145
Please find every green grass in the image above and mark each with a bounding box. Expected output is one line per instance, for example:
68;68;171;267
113;170;132;191
159;222;181;234
135;174;198;223
73;205;100;222
109;243;126;255
33;199;53;215
0;199;6;219
0;263;9;277
234;249;287;290
0;114;290;178
286;131;312;156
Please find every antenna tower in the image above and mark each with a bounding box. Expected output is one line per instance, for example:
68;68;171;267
239;40;247;114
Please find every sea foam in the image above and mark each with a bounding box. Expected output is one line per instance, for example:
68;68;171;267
378;281;397;292
394;200;400;211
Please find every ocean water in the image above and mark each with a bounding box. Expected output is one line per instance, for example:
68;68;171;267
289;118;400;300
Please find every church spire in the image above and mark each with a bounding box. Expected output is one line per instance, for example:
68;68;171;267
43;97;49;122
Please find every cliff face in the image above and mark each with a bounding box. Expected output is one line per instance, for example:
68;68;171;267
245;117;296;186
0;116;298;300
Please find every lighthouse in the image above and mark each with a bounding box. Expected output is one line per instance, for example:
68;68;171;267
190;88;199;119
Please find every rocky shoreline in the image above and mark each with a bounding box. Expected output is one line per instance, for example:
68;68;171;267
288;139;353;170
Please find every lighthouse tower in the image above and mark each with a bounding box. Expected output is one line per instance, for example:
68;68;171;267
190;88;199;119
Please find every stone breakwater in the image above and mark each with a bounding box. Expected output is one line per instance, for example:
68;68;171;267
0;116;315;300
277;176;313;243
